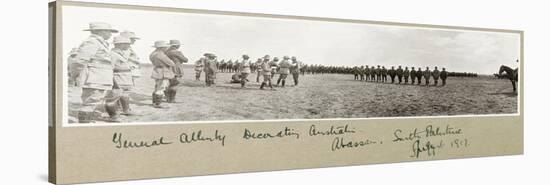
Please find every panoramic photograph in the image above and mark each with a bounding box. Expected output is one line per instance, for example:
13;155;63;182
62;5;521;124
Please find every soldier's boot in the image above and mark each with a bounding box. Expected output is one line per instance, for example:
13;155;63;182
153;94;167;109
268;82;273;89
260;82;265;90
276;78;281;86
282;80;286;87
120;96;135;116
169;89;177;103
104;103;121;123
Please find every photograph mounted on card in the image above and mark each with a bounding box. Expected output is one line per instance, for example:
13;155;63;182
49;0;523;184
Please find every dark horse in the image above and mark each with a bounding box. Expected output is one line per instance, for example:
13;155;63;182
499;65;518;93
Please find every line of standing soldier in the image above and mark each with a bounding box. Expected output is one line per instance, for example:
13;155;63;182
353;65;448;86
69;22;189;123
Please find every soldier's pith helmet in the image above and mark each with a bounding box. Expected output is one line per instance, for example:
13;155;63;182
152;40;170;48
113;36;131;44
120;31;139;39
169;40;181;46
83;22;118;33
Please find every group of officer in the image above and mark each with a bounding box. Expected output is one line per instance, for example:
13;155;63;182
352;65;448;86
68;22;190;123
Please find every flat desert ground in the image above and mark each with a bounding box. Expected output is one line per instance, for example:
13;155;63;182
67;65;518;123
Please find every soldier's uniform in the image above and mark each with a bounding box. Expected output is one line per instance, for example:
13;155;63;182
432;67;441;86
396;66;404;84
416;68;423;85
110;36;135;116
150;41;176;108
410;67;416;84
239;55;252;88
381;67;388;82
203;54;218;86
359;66;365;81
364;65;370;82
441;68;448;86
255;58;263;82
260;55;273;90
423;67;431;85
370;67;376;82
165;40;188;103
375;66;381;82
75;22;119;123
276;56;291;87
270;58;279;80
389;67;396;83
119;31;141;84
194;59;204;81
353;66;359;80
403;67;410;84
290;57;301;86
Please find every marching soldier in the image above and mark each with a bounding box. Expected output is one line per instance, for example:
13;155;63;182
75;22;119;123
416;67;423;85
260;55;274;90
149;40;175;108
110;36;135;116
432;66;441;86
441;67;448;86
396;66;404;84
165;40;188;103
239;55;252;88
67;48;83;87
291;56;301;86
276;56;291;87
194;57;204;81
423;67;431;86
403;67;410;84
389;66;396;83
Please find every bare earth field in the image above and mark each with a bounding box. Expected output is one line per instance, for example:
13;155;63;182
68;66;518;123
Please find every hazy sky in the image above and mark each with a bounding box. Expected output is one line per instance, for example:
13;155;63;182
62;5;520;74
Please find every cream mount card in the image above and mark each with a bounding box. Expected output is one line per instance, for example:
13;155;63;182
49;0;523;184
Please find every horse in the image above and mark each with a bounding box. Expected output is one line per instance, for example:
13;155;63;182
499;65;518;93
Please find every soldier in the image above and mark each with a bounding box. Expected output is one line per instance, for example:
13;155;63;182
375;65;381;82
389;66;396;83
416;67;423;85
194;57;204;81
255;58;263;82
203;53;218;86
260;55;274;90
403;67;410;84
239;55;252;88
381;66;388;82
110;36;135;116
291;56;301;86
370;66;376;82
396;66;404;84
227;60;233;73
364;65;370;82
164;40;189;103
219;59;226;73
270;57;279;79
410;67;416;84
423;67;431;86
276;56;291;87
150;40;175;108
75;22;119;123
353;66;359;80
119;31;141;85
67;48;83;87
441;67;448;86
432;67;441;86
359;66;365;81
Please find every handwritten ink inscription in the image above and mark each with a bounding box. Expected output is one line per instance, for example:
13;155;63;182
109;123;471;159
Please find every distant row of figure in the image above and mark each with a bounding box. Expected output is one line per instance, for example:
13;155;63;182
352;66;448;86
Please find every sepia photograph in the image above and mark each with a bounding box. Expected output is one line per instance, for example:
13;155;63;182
62;4;521;125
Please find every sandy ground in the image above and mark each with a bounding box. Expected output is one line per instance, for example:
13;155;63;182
68;66;518;123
